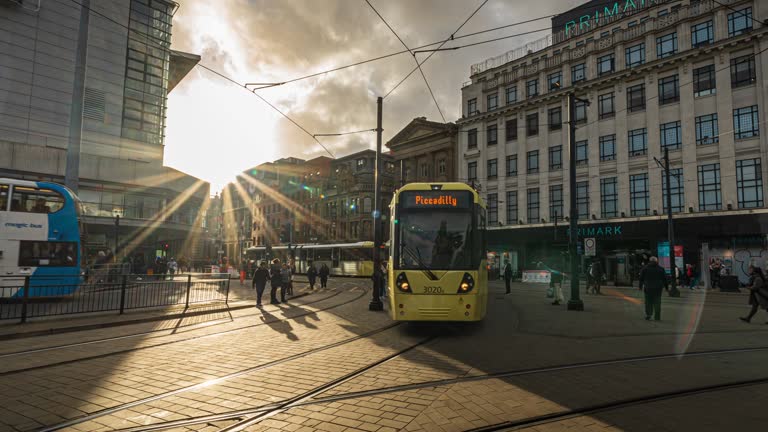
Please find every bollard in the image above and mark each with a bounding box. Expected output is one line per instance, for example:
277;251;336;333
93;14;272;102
119;274;127;314
20;276;30;324
185;274;192;308
224;275;231;304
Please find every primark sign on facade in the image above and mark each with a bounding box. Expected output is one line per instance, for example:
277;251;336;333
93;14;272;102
552;0;666;36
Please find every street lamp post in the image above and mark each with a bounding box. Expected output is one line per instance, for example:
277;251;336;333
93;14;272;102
567;92;586;311
114;214;120;259
655;148;681;297
370;97;384;311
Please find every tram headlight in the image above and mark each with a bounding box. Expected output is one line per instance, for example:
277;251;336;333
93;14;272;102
457;273;475;293
396;272;412;293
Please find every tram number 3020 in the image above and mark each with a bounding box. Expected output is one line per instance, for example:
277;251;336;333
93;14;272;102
423;286;444;294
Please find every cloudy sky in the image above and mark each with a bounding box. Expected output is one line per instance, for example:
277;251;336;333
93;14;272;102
164;0;586;192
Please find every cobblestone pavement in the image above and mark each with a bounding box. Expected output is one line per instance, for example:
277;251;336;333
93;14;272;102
0;279;766;432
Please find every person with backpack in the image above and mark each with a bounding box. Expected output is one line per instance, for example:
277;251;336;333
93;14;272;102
740;265;768;324
269;258;283;304
252;262;269;307
590;259;603;295
639;256;669;321
319;263;330;289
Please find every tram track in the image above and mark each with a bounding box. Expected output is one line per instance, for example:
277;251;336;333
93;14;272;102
464;376;768;431
0;288;361;377
103;344;768;432
39;320;408;432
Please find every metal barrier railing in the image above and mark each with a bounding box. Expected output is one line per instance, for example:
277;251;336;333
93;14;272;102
0;273;231;324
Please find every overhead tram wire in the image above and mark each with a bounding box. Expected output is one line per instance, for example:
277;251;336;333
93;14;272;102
66;0;336;159
384;0;490;99
363;0;446;122
313;129;377;138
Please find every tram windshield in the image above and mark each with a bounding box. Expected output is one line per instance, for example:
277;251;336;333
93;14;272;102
396;211;476;270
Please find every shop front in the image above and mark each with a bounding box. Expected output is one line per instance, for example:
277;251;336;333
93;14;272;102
487;212;768;287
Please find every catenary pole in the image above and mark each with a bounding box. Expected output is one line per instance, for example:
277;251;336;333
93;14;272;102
567;93;584;311
370;97;384;311
664;148;680;297
65;0;91;193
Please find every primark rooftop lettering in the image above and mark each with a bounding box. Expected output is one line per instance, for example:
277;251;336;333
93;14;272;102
556;1;663;37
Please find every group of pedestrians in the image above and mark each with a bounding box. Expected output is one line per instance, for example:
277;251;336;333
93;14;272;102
251;260;330;307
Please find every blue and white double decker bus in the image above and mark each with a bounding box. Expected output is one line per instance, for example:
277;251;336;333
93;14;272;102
0;179;82;297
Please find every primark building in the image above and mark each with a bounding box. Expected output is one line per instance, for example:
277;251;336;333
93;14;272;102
457;0;767;286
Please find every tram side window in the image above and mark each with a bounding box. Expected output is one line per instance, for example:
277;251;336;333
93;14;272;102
19;241;78;267
0;185;8;211
315;248;332;261
12;187;65;213
342;248;372;261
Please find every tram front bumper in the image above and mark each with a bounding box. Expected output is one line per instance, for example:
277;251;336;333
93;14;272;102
390;293;485;321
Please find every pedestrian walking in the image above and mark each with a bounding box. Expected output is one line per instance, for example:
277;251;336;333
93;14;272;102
307;263;318;291
252;261;269;307
590;259;603;295
503;261;513;294
269;258;283;304
639;256;669;321
319;263;329;289
281;263;293;298
739;265;768;324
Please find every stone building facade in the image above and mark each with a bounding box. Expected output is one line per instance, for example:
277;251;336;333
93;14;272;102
386;117;458;184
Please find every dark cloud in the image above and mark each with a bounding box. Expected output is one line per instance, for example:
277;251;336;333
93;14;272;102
169;0;577;176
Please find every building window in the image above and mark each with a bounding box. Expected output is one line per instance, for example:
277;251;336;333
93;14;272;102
527;188;540;223
549;184;564;221
487;124;498;146
693;64;716;97
731;54;756;88
575;100;587;123
691;21;713;47
576;140;588;165
468;128;477;148
506;155;517;177
698;163;721;211
728;7;753;37
438;159;446;175
526;113;539;136
599;135;616;161
626;43;645;68
527;79;539;98
468;98;477;115
548;107;562;131
487;93;498;111
658;75;679;104
468;162;477;182
549;145;562;170
662;168;684;213
737;158;763;208
598;92;614;119
487;158;498;179
597;53;615;76
420;162;429;178
600;177;618;218
548;71;562;90
506;191;518;224
121;0;174;146
695;114;719;145
656;32;677;58
357;158;367;170
734;105;760;139
527;150;539;174
660;121;682;151
630;173;649;216
506;86;517;104
576;181;589;219
571;63;586;83
488;193;498;225
506;119;518;141
627;83;645;112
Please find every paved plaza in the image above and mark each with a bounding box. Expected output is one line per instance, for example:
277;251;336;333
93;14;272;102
0;277;766;432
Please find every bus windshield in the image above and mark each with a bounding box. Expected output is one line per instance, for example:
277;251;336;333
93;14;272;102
396;210;475;270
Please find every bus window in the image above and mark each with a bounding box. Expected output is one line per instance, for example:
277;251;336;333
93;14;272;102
0;185;7;211
12;187;65;213
19;241;78;267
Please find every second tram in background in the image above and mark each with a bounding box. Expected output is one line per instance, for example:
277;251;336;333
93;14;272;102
387;182;488;321
246;241;374;277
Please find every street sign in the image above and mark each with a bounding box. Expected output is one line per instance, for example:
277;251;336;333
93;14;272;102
584;237;596;256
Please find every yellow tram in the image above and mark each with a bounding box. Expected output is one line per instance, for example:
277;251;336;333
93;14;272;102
387;183;488;321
